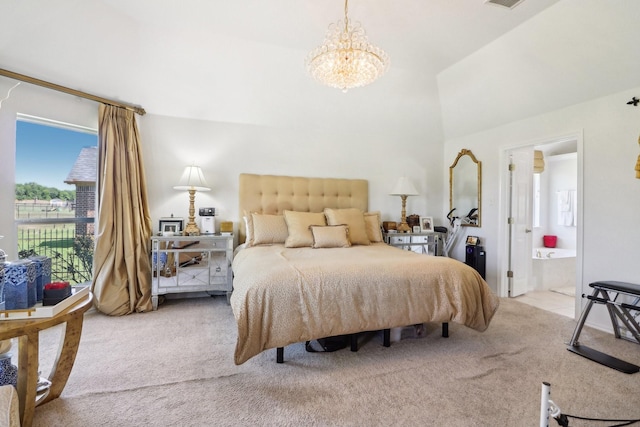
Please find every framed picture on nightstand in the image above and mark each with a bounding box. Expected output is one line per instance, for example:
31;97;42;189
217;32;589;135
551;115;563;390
420;216;433;232
159;218;184;235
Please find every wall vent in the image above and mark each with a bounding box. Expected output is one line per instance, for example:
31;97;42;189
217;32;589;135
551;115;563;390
484;0;525;9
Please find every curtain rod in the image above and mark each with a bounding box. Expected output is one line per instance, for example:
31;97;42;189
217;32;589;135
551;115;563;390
0;68;146;115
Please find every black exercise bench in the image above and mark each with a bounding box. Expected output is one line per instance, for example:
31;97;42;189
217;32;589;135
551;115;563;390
567;281;640;374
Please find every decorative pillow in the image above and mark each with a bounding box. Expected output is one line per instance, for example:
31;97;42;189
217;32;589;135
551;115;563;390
243;215;253;245
284;210;327;248
364;211;383;243
310;225;351;248
324;208;370;245
249;213;288;246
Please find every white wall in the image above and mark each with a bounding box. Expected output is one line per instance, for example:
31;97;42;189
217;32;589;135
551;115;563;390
443;86;640;330
0;76;446;260
139;113;444;245
438;0;640;332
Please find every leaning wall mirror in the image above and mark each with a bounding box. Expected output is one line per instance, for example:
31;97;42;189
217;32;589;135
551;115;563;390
449;149;482;227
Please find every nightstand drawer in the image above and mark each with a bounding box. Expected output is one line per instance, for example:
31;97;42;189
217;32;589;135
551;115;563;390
208;252;228;281
410;235;430;244
176;266;209;287
383;231;445;256
388;235;410;245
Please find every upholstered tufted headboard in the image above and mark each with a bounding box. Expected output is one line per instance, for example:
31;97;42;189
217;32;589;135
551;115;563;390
238;173;369;243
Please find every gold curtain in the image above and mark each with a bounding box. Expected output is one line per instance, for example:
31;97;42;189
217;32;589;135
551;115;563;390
92;104;153;315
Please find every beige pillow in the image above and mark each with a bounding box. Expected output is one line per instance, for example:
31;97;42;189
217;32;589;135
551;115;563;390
284;210;327;248
310;225;351;248
247;213;288;246
324;208;370;245
364;211;383;243
243;215;253;245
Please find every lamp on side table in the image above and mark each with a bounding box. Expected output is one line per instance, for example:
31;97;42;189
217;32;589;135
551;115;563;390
390;177;419;233
174;165;211;236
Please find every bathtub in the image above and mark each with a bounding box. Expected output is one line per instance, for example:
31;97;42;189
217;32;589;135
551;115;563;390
531;247;577;291
532;247;576;259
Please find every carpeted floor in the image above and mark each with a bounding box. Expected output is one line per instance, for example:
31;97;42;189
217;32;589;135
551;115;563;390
28;296;640;426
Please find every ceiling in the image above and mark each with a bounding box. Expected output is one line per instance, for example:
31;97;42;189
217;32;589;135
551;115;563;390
97;0;561;73
0;0;562;132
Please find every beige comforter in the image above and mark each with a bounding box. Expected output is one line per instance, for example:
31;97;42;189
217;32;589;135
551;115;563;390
230;243;499;365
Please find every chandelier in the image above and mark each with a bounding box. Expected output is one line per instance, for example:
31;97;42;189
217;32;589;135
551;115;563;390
305;0;390;92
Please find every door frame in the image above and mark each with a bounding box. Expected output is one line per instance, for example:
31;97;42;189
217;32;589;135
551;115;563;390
497;131;584;317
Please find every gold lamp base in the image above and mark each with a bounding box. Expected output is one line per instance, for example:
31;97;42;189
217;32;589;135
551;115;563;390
183;189;201;236
396;222;411;233
397;194;411;233
183;221;200;236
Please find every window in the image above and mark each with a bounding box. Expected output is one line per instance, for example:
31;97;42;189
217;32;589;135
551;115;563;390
15;115;98;284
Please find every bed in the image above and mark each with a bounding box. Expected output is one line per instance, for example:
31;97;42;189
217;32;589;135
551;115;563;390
230;174;499;365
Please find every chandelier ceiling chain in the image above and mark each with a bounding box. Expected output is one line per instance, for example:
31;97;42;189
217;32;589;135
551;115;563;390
305;0;390;92
344;0;349;31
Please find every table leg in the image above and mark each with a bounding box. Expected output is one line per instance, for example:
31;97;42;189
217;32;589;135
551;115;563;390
17;331;39;427
40;313;85;404
0;293;93;427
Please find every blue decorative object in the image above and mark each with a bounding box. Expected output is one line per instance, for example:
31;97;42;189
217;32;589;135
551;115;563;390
152;252;167;276
29;255;51;302
0;354;18;388
4;260;36;310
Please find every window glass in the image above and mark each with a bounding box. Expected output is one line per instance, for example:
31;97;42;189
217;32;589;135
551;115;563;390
15;117;98;284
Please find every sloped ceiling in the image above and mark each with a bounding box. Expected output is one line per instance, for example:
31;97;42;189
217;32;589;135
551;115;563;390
8;0;639;145
0;0;561;140
438;0;640;139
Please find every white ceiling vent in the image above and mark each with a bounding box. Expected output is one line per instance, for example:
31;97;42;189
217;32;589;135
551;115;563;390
484;0;525;9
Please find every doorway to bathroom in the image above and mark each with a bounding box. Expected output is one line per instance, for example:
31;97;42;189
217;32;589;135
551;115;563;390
500;133;583;319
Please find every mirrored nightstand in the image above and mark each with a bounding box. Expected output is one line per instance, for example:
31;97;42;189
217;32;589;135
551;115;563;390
383;231;445;256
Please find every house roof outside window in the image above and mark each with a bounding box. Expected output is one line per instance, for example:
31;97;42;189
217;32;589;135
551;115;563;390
65;146;97;185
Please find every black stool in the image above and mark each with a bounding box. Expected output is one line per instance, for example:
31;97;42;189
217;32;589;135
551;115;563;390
567;281;640;374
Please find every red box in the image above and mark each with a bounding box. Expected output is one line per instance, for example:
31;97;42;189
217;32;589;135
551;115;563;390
43;282;72;306
543;235;557;248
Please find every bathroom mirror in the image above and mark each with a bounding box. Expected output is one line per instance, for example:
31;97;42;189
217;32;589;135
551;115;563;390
449;149;482;227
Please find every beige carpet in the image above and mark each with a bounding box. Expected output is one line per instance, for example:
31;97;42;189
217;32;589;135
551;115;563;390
28;296;640;426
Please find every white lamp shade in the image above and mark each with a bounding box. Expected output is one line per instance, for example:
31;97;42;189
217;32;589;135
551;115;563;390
173;166;211;191
390;177;419;196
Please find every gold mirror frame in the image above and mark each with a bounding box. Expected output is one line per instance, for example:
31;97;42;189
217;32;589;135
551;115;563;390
449;149;482;227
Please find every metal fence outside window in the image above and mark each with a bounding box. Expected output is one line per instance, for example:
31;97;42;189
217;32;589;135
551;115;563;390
15;201;94;285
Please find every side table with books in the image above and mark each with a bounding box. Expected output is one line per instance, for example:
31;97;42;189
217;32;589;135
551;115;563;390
0;289;93;427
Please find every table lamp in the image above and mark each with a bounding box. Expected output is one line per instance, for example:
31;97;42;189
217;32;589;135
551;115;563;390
390;177;419;233
174;166;211;235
